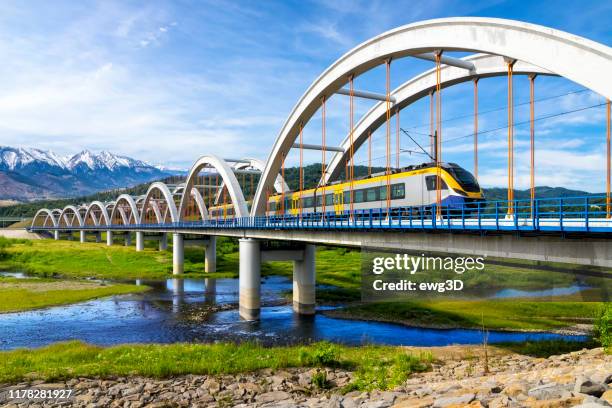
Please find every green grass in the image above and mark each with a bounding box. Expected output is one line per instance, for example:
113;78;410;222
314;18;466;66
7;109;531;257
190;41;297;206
496;339;598;358
0;237;239;280
0;276;149;313
0;341;431;390
329;300;605;331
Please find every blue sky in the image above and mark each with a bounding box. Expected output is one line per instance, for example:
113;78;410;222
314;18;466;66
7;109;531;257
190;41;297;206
0;0;610;191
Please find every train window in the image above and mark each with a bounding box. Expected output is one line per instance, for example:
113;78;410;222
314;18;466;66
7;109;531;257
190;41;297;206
425;175;448;191
303;197;314;208
379;185;387;201
354;189;365;203
391;183;405;199
343;191;351;204
325;194;334;206
448;165;480;192
316;195;322;206
366;188;377;202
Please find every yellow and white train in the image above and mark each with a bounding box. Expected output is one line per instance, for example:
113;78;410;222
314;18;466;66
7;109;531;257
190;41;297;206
209;162;484;219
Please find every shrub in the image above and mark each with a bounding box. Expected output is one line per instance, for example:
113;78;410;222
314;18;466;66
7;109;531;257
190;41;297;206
595;303;611;353
311;370;329;389
298;342;340;367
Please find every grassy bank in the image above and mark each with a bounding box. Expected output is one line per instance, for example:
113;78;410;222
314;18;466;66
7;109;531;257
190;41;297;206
0;276;148;313
0;237;239;280
0;341;432;391
325;300;604;332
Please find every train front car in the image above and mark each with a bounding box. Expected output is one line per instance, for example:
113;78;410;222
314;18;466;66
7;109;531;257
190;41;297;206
436;163;484;214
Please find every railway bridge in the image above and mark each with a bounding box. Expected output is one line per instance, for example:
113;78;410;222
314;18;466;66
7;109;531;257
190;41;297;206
29;18;612;320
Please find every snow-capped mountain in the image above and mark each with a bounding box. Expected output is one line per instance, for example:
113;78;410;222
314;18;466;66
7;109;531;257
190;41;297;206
0;146;172;201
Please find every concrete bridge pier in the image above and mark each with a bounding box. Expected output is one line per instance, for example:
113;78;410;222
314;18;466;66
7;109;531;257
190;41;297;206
239;238;261;321
292;244;316;315
53;231;59;240
136;232;144;251
106;231;113;246
79;230;86;243
159;233;168;251
205;236;216;273
124;233;132;246
173;233;184;275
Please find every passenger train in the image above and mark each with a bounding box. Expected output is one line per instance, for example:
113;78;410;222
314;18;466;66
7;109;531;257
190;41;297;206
208;162;484;219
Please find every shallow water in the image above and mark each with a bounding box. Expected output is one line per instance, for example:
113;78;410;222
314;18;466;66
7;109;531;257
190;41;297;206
0;275;587;350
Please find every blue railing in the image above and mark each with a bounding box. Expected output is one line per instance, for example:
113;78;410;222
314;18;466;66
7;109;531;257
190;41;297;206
29;195;612;234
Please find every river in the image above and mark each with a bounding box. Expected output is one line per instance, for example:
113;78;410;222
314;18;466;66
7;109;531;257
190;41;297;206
0;275;587;350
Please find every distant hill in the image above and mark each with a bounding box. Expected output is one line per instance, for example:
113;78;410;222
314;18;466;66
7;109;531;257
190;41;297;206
483;186;598;201
0;146;177;201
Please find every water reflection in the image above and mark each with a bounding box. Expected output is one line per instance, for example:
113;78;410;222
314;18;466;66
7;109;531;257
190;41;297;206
0;275;587;350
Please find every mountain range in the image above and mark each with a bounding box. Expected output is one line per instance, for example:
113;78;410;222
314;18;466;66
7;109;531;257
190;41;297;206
0;146;173;201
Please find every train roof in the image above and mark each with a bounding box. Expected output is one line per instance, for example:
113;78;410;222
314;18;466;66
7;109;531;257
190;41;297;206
328;162;465;185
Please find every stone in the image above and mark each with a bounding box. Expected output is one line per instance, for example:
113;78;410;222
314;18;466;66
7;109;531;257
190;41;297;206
392;396;435;407
202;378;221;394
528;383;573;400
502;383;528;397
433;393;475;407
122;384;144;397
574;378;607;398
341;396;360;408
601;389;612;404
488;395;510;408
256;390;292;403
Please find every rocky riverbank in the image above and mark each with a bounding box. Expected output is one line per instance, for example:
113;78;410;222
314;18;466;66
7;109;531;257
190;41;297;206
0;347;609;407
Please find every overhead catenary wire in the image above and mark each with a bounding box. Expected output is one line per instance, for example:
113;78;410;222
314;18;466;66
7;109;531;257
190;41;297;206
351;102;606;167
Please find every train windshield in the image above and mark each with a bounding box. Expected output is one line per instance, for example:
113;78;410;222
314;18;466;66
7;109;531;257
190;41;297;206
447;164;480;192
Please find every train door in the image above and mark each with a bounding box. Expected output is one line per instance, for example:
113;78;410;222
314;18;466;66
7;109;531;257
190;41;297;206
291;195;300;216
333;187;344;215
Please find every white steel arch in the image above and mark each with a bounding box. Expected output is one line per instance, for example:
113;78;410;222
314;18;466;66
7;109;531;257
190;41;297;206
59;205;84;227
251;17;612;215
323;54;553;184
178;154;248;219
110;194;139;225
83;201;111;226
214;157;290;205
173;184;209;221
31;208;58;228
141;182;180;224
